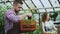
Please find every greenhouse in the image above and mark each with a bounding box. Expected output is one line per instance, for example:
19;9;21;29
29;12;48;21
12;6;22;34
0;0;60;34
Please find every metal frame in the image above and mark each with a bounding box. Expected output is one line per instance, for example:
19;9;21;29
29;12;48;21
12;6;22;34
31;0;37;13
23;6;60;10
57;0;60;4
0;0;60;12
23;0;33;13
48;0;55;12
39;0;47;12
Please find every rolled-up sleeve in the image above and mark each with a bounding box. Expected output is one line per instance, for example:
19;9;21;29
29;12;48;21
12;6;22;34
6;12;20;23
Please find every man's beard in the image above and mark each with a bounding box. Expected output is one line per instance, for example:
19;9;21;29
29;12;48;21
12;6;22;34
15;10;20;15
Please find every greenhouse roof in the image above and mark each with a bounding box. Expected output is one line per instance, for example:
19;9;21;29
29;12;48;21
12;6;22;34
0;0;60;13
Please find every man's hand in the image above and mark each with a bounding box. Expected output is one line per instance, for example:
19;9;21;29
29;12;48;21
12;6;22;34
19;13;32;20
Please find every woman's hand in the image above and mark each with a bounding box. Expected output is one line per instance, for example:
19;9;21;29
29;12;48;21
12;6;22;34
53;26;57;31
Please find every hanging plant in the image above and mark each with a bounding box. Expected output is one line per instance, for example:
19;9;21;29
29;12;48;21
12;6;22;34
51;12;58;21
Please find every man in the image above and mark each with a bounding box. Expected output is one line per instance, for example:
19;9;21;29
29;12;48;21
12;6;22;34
4;0;32;34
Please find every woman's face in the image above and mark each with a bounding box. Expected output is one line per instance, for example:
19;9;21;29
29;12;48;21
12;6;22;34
46;14;50;21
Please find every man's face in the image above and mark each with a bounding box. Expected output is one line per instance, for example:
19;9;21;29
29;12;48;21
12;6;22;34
14;3;22;12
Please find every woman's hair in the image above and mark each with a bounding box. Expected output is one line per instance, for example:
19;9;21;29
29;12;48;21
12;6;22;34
42;12;50;22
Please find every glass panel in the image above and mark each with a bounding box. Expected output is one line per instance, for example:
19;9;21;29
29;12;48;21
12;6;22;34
59;0;60;1
0;0;1;2
56;15;60;20
1;0;5;1
33;14;39;23
55;8;60;11
32;0;43;8
46;9;54;12
11;2;13;5
9;0;14;1
4;0;14;1
50;0;60;7
41;0;51;8
40;12;44;16
38;9;45;13
25;0;36;9
22;2;28;9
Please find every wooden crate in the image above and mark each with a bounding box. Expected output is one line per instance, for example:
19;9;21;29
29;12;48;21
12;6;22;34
20;20;36;33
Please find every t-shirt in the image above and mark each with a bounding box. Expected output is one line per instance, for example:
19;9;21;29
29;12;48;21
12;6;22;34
42;21;55;32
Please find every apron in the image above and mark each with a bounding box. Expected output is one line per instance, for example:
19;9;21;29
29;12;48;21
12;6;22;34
7;22;20;34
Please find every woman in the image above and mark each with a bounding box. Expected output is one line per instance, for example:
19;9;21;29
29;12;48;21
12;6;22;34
41;12;57;34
